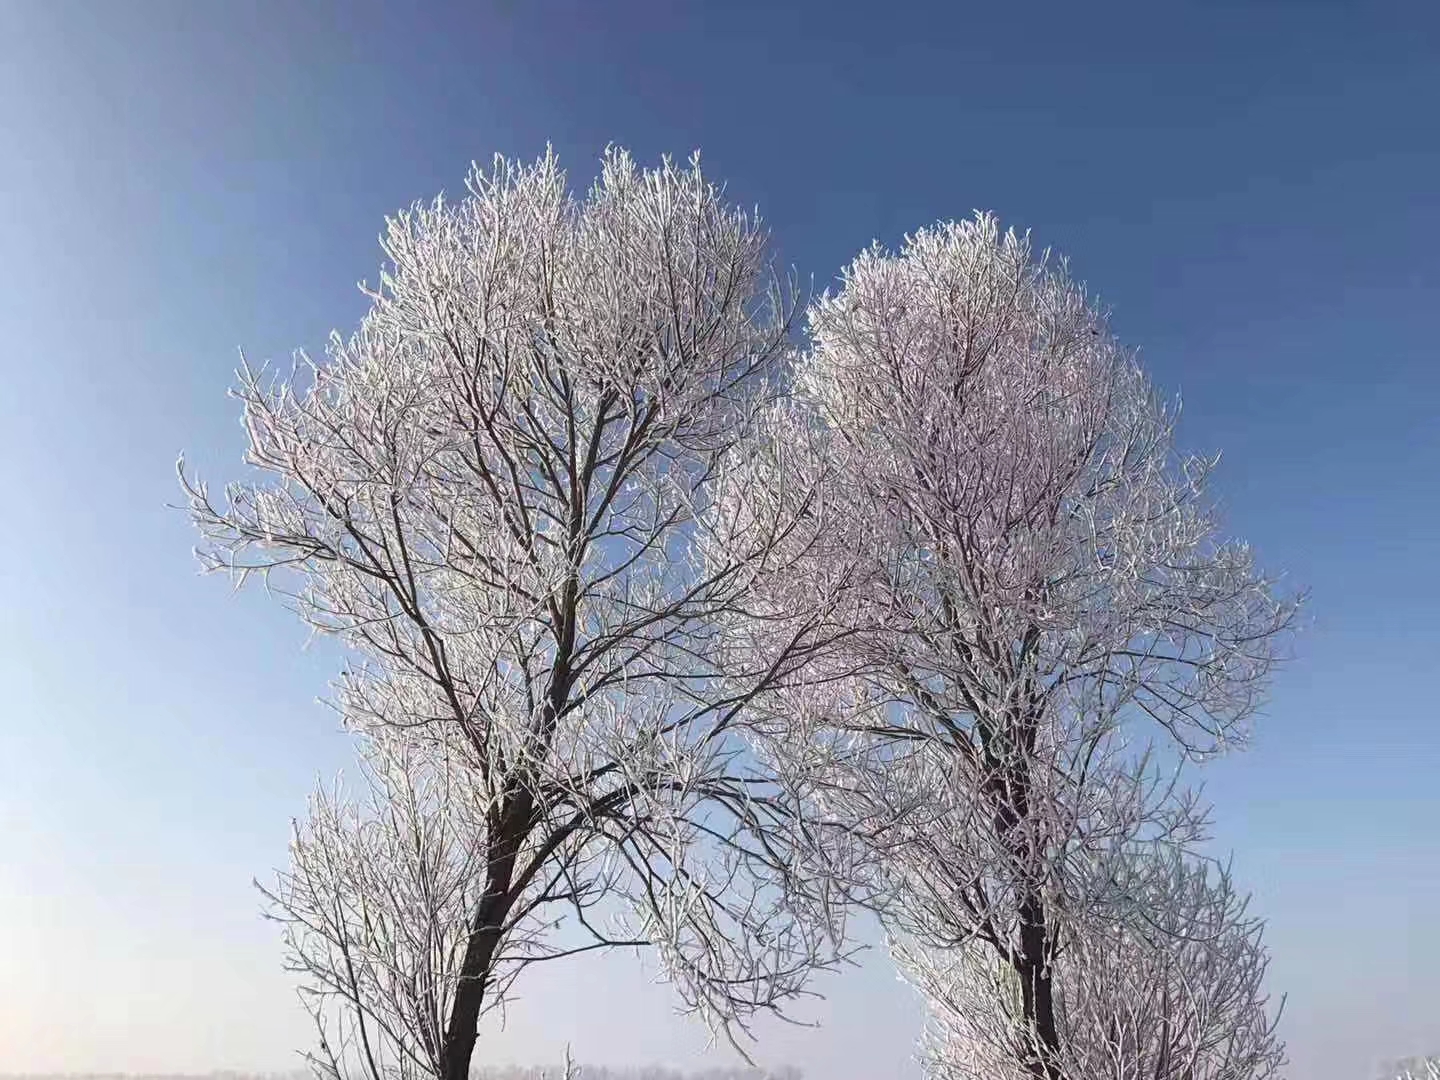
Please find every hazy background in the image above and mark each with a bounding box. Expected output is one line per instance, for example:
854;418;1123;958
1;2;1436;1078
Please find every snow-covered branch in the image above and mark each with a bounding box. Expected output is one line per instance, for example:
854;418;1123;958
182;147;848;1080
710;213;1299;1079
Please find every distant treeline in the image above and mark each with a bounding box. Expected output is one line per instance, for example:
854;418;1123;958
3;1067;803;1080
474;1067;802;1080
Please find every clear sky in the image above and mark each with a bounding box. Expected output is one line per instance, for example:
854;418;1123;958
0;1;1435;1077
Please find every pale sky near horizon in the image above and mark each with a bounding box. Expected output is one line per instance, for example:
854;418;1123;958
1;2;1437;1078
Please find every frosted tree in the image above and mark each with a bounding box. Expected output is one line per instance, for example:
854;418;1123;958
709;213;1299;1079
182;148;848;1080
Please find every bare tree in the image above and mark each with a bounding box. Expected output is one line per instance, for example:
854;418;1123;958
181;148;847;1080
709;213;1299;1079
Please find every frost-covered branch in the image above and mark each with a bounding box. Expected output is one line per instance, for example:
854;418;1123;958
710;213;1299;1079
1386;1057;1440;1080
183;148;849;1080
896;825;1285;1080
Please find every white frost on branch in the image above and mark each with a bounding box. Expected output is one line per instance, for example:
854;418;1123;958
707;213;1299;1080
182;147;849;1080
895;844;1285;1080
1386;1058;1440;1080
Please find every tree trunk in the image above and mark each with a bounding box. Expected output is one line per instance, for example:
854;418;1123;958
983;701;1062;1080
441;576;577;1080
438;797;530;1080
1015;890;1062;1080
439;912;505;1080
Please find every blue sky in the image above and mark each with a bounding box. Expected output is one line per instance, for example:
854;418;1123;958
0;1;1435;1077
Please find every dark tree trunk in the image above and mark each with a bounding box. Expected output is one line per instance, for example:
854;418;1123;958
438;912;505;1080
983;697;1062;1080
1015;890;1062;1080
438;796;530;1080
438;578;576;1080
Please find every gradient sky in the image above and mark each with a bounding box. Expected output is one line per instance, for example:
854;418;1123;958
1;2;1436;1078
